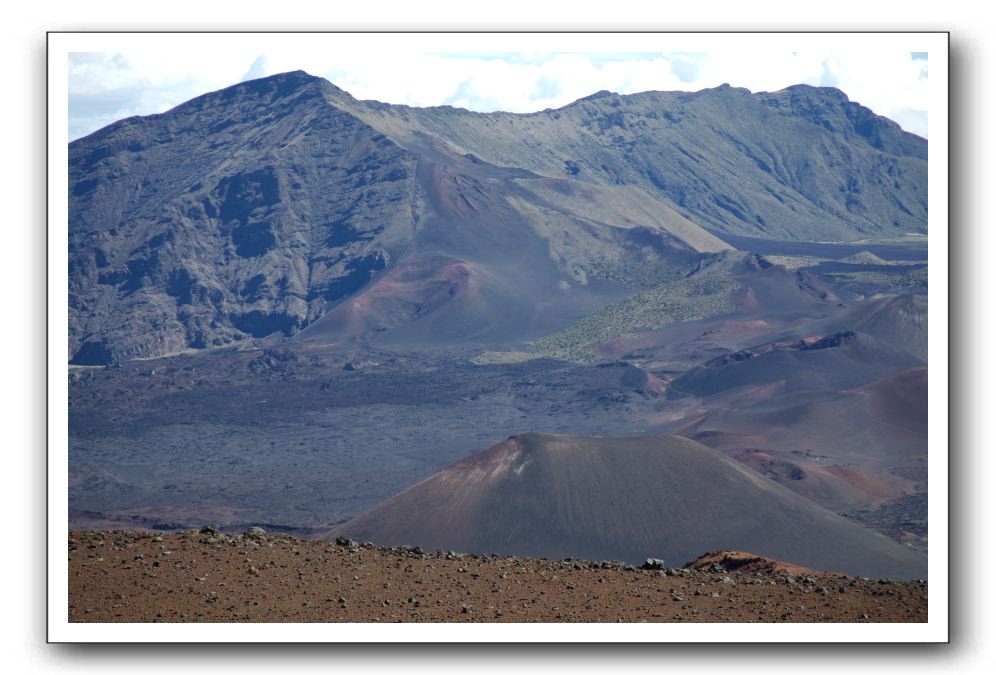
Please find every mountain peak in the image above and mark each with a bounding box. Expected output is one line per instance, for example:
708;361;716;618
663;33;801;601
780;83;852;101
581;89;617;100
229;69;324;97
243;69;319;85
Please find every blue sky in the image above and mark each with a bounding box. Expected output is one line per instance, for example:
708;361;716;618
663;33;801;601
68;39;930;141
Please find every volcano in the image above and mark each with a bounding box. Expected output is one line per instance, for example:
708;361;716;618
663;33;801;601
333;433;926;579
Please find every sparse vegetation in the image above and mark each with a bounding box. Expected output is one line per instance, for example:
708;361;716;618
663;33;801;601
580;259;687;287
896;266;929;289
470;351;543;365
533;275;740;362
821;265;928;293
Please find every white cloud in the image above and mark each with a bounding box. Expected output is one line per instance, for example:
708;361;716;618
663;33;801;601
68;41;931;141
68;51;256;140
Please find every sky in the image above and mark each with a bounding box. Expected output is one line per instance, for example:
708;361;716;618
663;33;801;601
67;37;931;141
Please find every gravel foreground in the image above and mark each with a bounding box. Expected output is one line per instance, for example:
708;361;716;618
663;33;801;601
69;530;927;623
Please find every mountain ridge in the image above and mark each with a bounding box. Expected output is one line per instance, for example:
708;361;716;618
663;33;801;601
69;71;927;363
324;76;926;241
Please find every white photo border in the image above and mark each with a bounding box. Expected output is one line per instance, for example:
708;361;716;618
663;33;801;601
47;30;949;644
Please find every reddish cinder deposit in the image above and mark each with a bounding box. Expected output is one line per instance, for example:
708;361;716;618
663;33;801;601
299;255;479;344
69;530;927;623
687;550;828;577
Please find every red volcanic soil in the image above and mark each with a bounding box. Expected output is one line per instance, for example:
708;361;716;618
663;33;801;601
299;255;478;344
727;448;900;511
423;162;495;219
68;530;927;623
857;367;928;437
687;550;830;577
673;366;928;515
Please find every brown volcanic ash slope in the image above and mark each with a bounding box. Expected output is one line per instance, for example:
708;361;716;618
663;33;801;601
675;367;927;469
804;293;928;362
667;329;923;400
333;433;925;580
669;367;927;516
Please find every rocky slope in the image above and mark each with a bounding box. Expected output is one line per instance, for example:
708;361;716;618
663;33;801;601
69;71;926;364
68;530;927;623
335;82;927;242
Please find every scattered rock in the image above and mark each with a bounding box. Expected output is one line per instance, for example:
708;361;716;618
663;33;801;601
68;531;927;623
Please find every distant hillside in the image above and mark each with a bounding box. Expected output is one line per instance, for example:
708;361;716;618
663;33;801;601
532;251;839;362
69;71;926;363
334;82;927;242
532;273;740;362
668;330;923;399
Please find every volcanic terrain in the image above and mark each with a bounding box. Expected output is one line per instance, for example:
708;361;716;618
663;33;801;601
68;529;927;623
69;71;925;364
67;71;932;623
333;433;925;579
